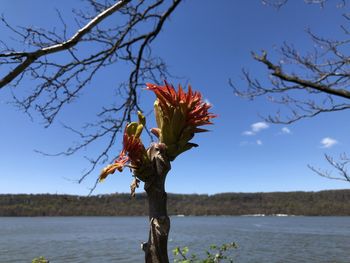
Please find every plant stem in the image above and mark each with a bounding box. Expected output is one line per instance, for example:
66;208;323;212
141;143;171;263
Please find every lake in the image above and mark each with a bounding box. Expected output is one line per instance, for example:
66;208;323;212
0;216;349;262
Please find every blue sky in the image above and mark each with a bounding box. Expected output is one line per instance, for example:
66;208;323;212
0;0;349;195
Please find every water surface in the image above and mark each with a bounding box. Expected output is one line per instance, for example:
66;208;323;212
0;216;349;262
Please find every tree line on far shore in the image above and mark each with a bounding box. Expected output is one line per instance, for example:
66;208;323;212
0;189;349;217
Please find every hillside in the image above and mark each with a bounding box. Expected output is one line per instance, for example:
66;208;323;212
0;189;349;216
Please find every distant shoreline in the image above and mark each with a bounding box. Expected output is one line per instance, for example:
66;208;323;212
0;214;349;218
0;189;349;216
0;215;349;218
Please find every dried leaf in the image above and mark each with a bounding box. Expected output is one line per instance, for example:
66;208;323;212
130;178;140;197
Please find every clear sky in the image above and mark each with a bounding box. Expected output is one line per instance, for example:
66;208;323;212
1;0;349;195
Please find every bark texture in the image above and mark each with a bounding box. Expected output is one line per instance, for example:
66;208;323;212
141;143;171;263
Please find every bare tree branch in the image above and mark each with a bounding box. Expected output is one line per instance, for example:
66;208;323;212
232;42;350;124
0;0;183;188
261;0;346;9
233;1;350;183
253;51;350;100
308;154;350;182
232;1;350;124
0;0;131;89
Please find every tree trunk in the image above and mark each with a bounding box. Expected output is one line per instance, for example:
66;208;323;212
141;143;171;263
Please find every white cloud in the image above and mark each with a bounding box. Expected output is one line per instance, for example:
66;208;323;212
239;140;263;146
281;127;291;134
251;122;269;132
242;131;254;136
242;122;269;136
320;137;338;148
